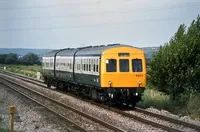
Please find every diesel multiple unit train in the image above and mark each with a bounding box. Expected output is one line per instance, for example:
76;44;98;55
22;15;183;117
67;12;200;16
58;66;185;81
42;44;147;107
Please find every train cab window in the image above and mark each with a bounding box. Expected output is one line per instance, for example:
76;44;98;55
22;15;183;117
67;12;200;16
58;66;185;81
132;59;142;72
119;59;129;72
106;59;116;72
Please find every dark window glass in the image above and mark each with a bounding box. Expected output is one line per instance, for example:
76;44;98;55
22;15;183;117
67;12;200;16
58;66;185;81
118;53;130;57
86;64;88;71
96;65;98;72
93;64;95;72
120;59;129;72
106;59;116;72
132;59;142;72
84;64;86;71
89;65;91;71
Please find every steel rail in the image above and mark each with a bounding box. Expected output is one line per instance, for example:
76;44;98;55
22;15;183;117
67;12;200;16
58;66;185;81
1;78;88;132
0;76;126;132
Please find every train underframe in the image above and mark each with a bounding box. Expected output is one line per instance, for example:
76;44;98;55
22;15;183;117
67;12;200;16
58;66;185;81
44;77;144;107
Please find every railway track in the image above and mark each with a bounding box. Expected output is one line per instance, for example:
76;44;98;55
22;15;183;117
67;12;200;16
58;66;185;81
0;73;125;132
1;70;200;132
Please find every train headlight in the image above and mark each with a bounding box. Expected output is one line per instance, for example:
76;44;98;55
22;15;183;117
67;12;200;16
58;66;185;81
138;80;142;85
108;80;112;85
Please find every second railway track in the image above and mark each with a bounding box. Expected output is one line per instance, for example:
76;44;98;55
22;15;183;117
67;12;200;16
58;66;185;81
0;73;125;132
1;70;200;132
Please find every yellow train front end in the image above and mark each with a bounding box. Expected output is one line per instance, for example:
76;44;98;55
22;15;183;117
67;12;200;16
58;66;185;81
100;46;146;106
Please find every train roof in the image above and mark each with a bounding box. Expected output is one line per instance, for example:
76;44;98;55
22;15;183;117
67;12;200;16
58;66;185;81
43;44;136;57
75;44;133;56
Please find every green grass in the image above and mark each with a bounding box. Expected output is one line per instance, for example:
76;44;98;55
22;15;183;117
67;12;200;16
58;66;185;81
0;64;42;79
184;93;200;120
139;88;172;110
139;85;200;120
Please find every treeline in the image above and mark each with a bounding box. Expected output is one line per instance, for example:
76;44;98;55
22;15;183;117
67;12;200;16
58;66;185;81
0;53;41;65
149;15;200;103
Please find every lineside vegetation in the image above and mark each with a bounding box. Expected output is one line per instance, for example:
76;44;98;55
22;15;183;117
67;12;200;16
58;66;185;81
0;64;42;78
144;15;200;120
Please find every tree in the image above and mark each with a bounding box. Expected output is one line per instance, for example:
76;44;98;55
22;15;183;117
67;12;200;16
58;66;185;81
4;53;17;64
22;53;40;65
0;54;7;64
149;15;200;101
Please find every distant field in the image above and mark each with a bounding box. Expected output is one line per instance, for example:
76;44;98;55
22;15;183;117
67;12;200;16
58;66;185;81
0;64;42;78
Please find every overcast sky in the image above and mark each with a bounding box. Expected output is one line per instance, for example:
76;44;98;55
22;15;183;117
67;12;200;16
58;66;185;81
0;0;200;49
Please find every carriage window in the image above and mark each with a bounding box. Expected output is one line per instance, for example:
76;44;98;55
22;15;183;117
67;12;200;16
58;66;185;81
120;59;129;72
93;64;95;72
89;64;91;71
46;63;50;67
96;65;99;72
106;59;116;72
50;62;53;67
84;64;86;71
78;64;80;70
132;59;142;72
86;64;88;71
70;63;72;69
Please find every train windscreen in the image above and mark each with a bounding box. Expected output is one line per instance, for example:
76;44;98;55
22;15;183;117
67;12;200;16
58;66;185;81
106;59;117;72
119;59;129;72
132;59;142;72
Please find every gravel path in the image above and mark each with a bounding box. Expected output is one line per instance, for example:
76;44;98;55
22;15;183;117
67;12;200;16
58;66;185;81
145;107;200;126
0;82;84;132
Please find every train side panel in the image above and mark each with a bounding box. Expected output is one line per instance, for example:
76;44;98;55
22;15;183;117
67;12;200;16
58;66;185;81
42;57;54;79
54;56;74;82
74;56;100;87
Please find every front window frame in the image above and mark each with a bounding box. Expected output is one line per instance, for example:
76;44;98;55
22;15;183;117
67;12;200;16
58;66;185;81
106;59;117;72
119;59;129;72
132;59;142;72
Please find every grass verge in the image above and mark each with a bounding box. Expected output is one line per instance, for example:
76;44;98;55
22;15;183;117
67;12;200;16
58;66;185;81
0;64;42;79
139;85;200;120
